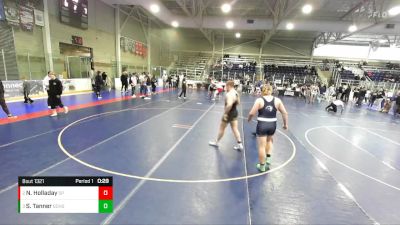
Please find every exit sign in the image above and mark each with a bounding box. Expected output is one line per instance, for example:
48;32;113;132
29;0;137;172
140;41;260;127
72;36;83;45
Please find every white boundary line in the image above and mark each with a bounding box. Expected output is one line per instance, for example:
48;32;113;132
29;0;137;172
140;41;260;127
325;127;399;171
240;103;252;225
0;101;190;196
101;103;215;225
57;114;296;183
305;126;400;192
358;127;400;146
0;104;211;149
294;134;380;225
0;100;160;148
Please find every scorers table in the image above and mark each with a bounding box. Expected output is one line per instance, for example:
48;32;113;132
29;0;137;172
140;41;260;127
18;176;113;213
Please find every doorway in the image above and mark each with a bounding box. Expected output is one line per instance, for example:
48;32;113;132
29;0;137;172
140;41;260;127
59;42;93;78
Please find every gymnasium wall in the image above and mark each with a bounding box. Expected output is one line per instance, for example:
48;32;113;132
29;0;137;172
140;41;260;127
10;0;173;80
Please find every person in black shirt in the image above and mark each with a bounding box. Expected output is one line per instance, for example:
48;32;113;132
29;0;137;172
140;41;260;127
48;74;68;117
101;72;107;84
356;88;366;107
94;71;104;99
394;91;400;117
167;76;172;88
0;79;16;118
120;71;129;94
23;77;34;104
151;76;157;94
344;86;351;103
146;75;152;96
247;84;288;172
178;75;187;99
176;75;180;88
353;87;359;101
368;90;377;108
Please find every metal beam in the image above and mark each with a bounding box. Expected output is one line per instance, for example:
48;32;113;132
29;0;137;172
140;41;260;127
340;0;369;19
260;0;282;51
324;15;400;46
270;41;308;56
215;39;260;53
259;0;306;54
120;6;136;31
133;7;149;40
176;0;213;45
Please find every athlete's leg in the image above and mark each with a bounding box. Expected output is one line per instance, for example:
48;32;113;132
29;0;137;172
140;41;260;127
230;120;242;143
265;135;274;165
209;121;228;147
230;120;243;150
216;121;228;142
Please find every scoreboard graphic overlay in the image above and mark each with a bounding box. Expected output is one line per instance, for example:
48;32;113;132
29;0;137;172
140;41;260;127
18;177;113;213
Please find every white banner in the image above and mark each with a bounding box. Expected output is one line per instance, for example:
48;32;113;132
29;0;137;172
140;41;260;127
34;9;44;26
3;79;92;98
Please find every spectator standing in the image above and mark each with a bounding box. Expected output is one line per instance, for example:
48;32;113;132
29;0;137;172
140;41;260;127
129;74;138;98
0;79;16;118
344;86;351;103
94;71;104;99
394;91;400;117
151;75;157;94
101;72;108;87
178;75;187;99
120;71;129;94
22;77;34;104
43;71;52;108
48;74;68;117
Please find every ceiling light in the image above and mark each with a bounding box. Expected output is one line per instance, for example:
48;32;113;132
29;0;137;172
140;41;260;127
235;32;241;38
302;4;313;14
388;6;400;16
171;21;179;28
348;24;357;32
150;4;160;13
221;3;231;13
226;21;234;29
286;22;294;30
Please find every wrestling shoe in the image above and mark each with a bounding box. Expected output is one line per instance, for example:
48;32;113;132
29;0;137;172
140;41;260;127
233;143;243;151
256;163;266;172
208;141;219;148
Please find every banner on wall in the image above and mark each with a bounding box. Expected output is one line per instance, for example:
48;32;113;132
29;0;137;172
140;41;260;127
120;36;147;58
19;5;34;31
3;79;92;98
0;0;5;21
2;80;44;98
34;9;44;26
4;2;19;26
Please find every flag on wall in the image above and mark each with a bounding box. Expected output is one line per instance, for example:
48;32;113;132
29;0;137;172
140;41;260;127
4;2;19;26
142;46;147;58
19;5;34;31
34;9;44;26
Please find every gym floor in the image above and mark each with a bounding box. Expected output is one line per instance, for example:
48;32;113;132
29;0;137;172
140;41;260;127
0;89;399;225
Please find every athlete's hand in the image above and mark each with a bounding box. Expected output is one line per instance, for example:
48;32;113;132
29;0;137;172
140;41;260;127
283;125;288;130
56;95;60;98
223;114;228;121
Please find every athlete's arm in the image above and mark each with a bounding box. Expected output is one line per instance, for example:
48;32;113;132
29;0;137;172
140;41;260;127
247;99;261;122
224;93;234;115
276;99;289;130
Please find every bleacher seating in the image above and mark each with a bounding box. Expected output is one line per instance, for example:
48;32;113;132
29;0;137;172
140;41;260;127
340;70;356;80
366;71;400;83
210;55;258;81
170;51;211;80
263;64;318;84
